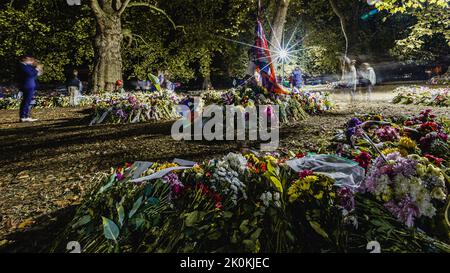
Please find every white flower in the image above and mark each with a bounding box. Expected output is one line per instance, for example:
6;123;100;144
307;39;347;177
273;192;280;201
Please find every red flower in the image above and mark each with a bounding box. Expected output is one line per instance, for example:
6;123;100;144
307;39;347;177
296;153;305;158
424;154;444;167
355;152;372;170
298;170;314;179
421;122;439;132
259;163;267;172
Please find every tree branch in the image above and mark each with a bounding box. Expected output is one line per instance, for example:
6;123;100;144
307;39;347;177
118;0;132;15
118;2;183;32
329;0;349;57
90;0;105;18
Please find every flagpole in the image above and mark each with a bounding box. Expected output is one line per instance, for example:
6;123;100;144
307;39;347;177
258;0;262;20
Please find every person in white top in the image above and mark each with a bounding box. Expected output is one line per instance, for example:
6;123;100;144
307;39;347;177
359;63;376;101
340;57;358;102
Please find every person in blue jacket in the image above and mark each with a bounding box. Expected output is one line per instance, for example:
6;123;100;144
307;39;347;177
291;67;303;89
17;55;42;122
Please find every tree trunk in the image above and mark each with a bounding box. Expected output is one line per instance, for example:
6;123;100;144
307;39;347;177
202;74;212;90
270;0;290;53
92;14;123;93
329;0;349;57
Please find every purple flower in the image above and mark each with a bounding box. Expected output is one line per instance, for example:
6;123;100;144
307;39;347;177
385;196;420;228
392;157;417;177
348;117;362;128
346;118;363;139
221;92;235;105
337;186;355;212
115;109;127;119
162;173;184;199
374;126;400;141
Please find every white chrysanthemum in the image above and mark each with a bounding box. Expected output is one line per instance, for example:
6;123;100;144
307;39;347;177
374;175;391;198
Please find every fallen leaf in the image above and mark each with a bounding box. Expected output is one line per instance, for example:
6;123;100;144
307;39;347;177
17;218;35;229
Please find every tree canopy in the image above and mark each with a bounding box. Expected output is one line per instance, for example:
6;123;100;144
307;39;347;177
0;0;448;88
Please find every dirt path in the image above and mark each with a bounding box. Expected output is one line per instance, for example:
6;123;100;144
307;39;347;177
0;85;448;248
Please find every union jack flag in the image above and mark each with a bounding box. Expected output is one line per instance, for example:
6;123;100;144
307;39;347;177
253;20;288;95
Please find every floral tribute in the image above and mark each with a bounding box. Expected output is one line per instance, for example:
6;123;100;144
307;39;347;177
331;109;450;239
52;111;450;253
392;86;450;107
90;91;182;124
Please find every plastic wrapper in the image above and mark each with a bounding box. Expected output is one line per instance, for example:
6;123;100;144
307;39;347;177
286;154;365;189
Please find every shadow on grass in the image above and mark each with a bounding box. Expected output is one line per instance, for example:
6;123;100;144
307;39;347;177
0;205;77;253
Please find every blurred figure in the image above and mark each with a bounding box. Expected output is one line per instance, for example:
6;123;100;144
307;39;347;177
291;67;303;90
339;57;357;102
359;63;376;101
17;55;43;122
67;69;83;106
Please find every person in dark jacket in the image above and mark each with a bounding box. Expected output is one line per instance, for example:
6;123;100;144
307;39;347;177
17;55;42;122
66;69;83;106
291;67;303;89
66;69;83;94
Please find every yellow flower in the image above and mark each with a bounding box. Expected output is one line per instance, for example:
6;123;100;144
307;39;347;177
382;147;399;155
398;137;417;150
156;163;178;171
416;163;426;176
245;153;259;164
287;175;319;202
263;155;277;165
314;191;324;200
193;165;203;174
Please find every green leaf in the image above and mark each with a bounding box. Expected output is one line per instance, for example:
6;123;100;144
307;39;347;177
148;197;159;205
129;196;143;219
116;205;125;227
98;174;116;194
223;211;233;219
239;219;250;234
250;228;262;240
269;176;283;194
184;211;206;227
309;220;329;240
71;215;91;229
148;73;161;92
102;217;120;242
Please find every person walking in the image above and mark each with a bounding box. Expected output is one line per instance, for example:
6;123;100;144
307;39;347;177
66;69;83;106
291;67;303;90
340;58;357;102
17;55;42;122
359;63;376;101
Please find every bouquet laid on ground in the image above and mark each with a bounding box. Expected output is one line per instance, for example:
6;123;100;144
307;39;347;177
90;91;182;125
331;109;450;242
52;146;450;253
0;94;93;110
292;89;334;114
201;87;309;125
392;86;450;107
200;86;333;127
429;72;450;85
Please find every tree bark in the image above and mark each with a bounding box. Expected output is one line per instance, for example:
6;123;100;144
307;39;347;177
89;0;128;94
270;0;290;53
92;14;124;93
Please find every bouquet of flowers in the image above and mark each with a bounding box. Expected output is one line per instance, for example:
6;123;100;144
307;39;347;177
292;90;334;114
392;86;450;107
90;91;182;125
51;147;450;253
0;94;93;110
362;152;448;228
